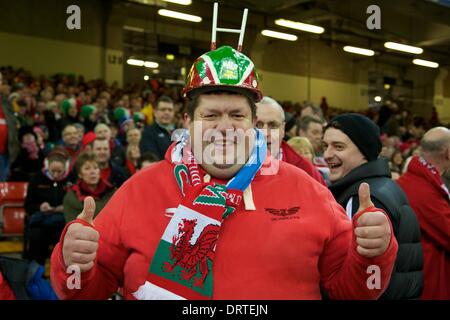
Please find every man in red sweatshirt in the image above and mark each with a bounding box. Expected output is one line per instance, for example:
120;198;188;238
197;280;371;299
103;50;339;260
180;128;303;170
50;45;397;300
0;272;15;300
398;127;450;299
256;96;326;185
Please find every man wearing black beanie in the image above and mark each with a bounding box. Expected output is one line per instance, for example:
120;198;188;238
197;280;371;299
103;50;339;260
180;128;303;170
323;113;423;300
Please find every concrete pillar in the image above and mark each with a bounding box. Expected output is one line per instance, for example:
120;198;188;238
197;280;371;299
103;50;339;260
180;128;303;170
103;2;126;86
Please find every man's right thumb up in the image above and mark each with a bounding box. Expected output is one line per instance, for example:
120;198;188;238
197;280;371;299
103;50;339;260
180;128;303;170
77;196;96;225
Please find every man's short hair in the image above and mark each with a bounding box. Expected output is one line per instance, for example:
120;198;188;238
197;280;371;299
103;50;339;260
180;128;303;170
91;136;109;148
187;90;256;120
258;96;285;122
73;123;85;132
299;115;323;132
94;123;111;134
156;95;173;109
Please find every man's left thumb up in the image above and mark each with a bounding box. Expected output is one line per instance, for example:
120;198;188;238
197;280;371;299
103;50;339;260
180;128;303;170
357;182;375;212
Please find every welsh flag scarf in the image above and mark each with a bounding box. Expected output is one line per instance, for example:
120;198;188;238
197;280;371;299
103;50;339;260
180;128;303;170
134;129;266;300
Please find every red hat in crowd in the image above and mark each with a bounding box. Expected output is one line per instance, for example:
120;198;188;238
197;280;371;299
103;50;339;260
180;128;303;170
82;131;97;150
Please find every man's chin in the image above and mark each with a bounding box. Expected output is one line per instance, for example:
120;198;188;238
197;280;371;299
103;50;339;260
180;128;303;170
329;171;342;182
199;162;242;180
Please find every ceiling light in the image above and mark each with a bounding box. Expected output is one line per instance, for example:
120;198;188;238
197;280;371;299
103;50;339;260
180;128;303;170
166;54;175;60
413;59;439;68
144;61;159;68
384;84;391;90
152;69;160;74
384;42;423;54
374;96;382;102
165;79;185;85
158;9;202;22
261;29;297;41
127;59;144;66
144;75;150;81
275;19;324;34
163;0;192;5
123;25;145;33
343;46;375;56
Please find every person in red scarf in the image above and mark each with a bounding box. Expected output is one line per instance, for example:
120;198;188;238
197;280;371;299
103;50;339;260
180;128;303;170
95;123;126;167
125;144;141;175
90;137;129;188
60;124;81;170
398;127;450;300
63;151;115;223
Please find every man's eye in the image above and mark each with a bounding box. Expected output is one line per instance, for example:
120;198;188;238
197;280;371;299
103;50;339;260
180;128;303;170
233;114;245;119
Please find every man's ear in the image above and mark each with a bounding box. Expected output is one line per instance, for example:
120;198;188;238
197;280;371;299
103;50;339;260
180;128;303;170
183;113;191;128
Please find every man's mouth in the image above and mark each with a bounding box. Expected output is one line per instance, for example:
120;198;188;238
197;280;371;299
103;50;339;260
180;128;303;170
328;162;342;169
213;163;234;169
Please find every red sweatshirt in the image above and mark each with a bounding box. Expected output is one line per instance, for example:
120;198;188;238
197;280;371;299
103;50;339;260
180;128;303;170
50;149;397;300
0;272;16;300
397;156;450;299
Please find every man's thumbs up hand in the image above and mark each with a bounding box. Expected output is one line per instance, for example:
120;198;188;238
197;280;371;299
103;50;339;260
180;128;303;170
62;197;99;272
357;182;375;212
77;196;96;225
354;183;392;258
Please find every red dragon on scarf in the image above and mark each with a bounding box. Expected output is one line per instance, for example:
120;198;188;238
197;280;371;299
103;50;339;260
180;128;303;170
163;218;220;288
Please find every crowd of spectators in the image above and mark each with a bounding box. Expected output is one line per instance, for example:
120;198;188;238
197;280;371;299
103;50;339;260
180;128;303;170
0;66;448;299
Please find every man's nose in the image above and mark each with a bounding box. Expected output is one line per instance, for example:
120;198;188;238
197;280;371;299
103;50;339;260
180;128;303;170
261;127;270;140
323;146;332;160
215;116;234;132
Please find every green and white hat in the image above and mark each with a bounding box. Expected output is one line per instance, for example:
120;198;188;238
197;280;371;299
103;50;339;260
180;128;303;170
183;45;262;102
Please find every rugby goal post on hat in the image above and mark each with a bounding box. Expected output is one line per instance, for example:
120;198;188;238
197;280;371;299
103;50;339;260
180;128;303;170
211;2;248;51
183;3;262;102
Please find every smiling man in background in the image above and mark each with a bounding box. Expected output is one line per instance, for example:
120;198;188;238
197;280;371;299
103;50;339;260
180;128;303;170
323;113;423;299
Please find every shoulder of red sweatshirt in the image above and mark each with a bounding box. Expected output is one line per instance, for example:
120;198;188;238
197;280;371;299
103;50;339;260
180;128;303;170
0;272;16;300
